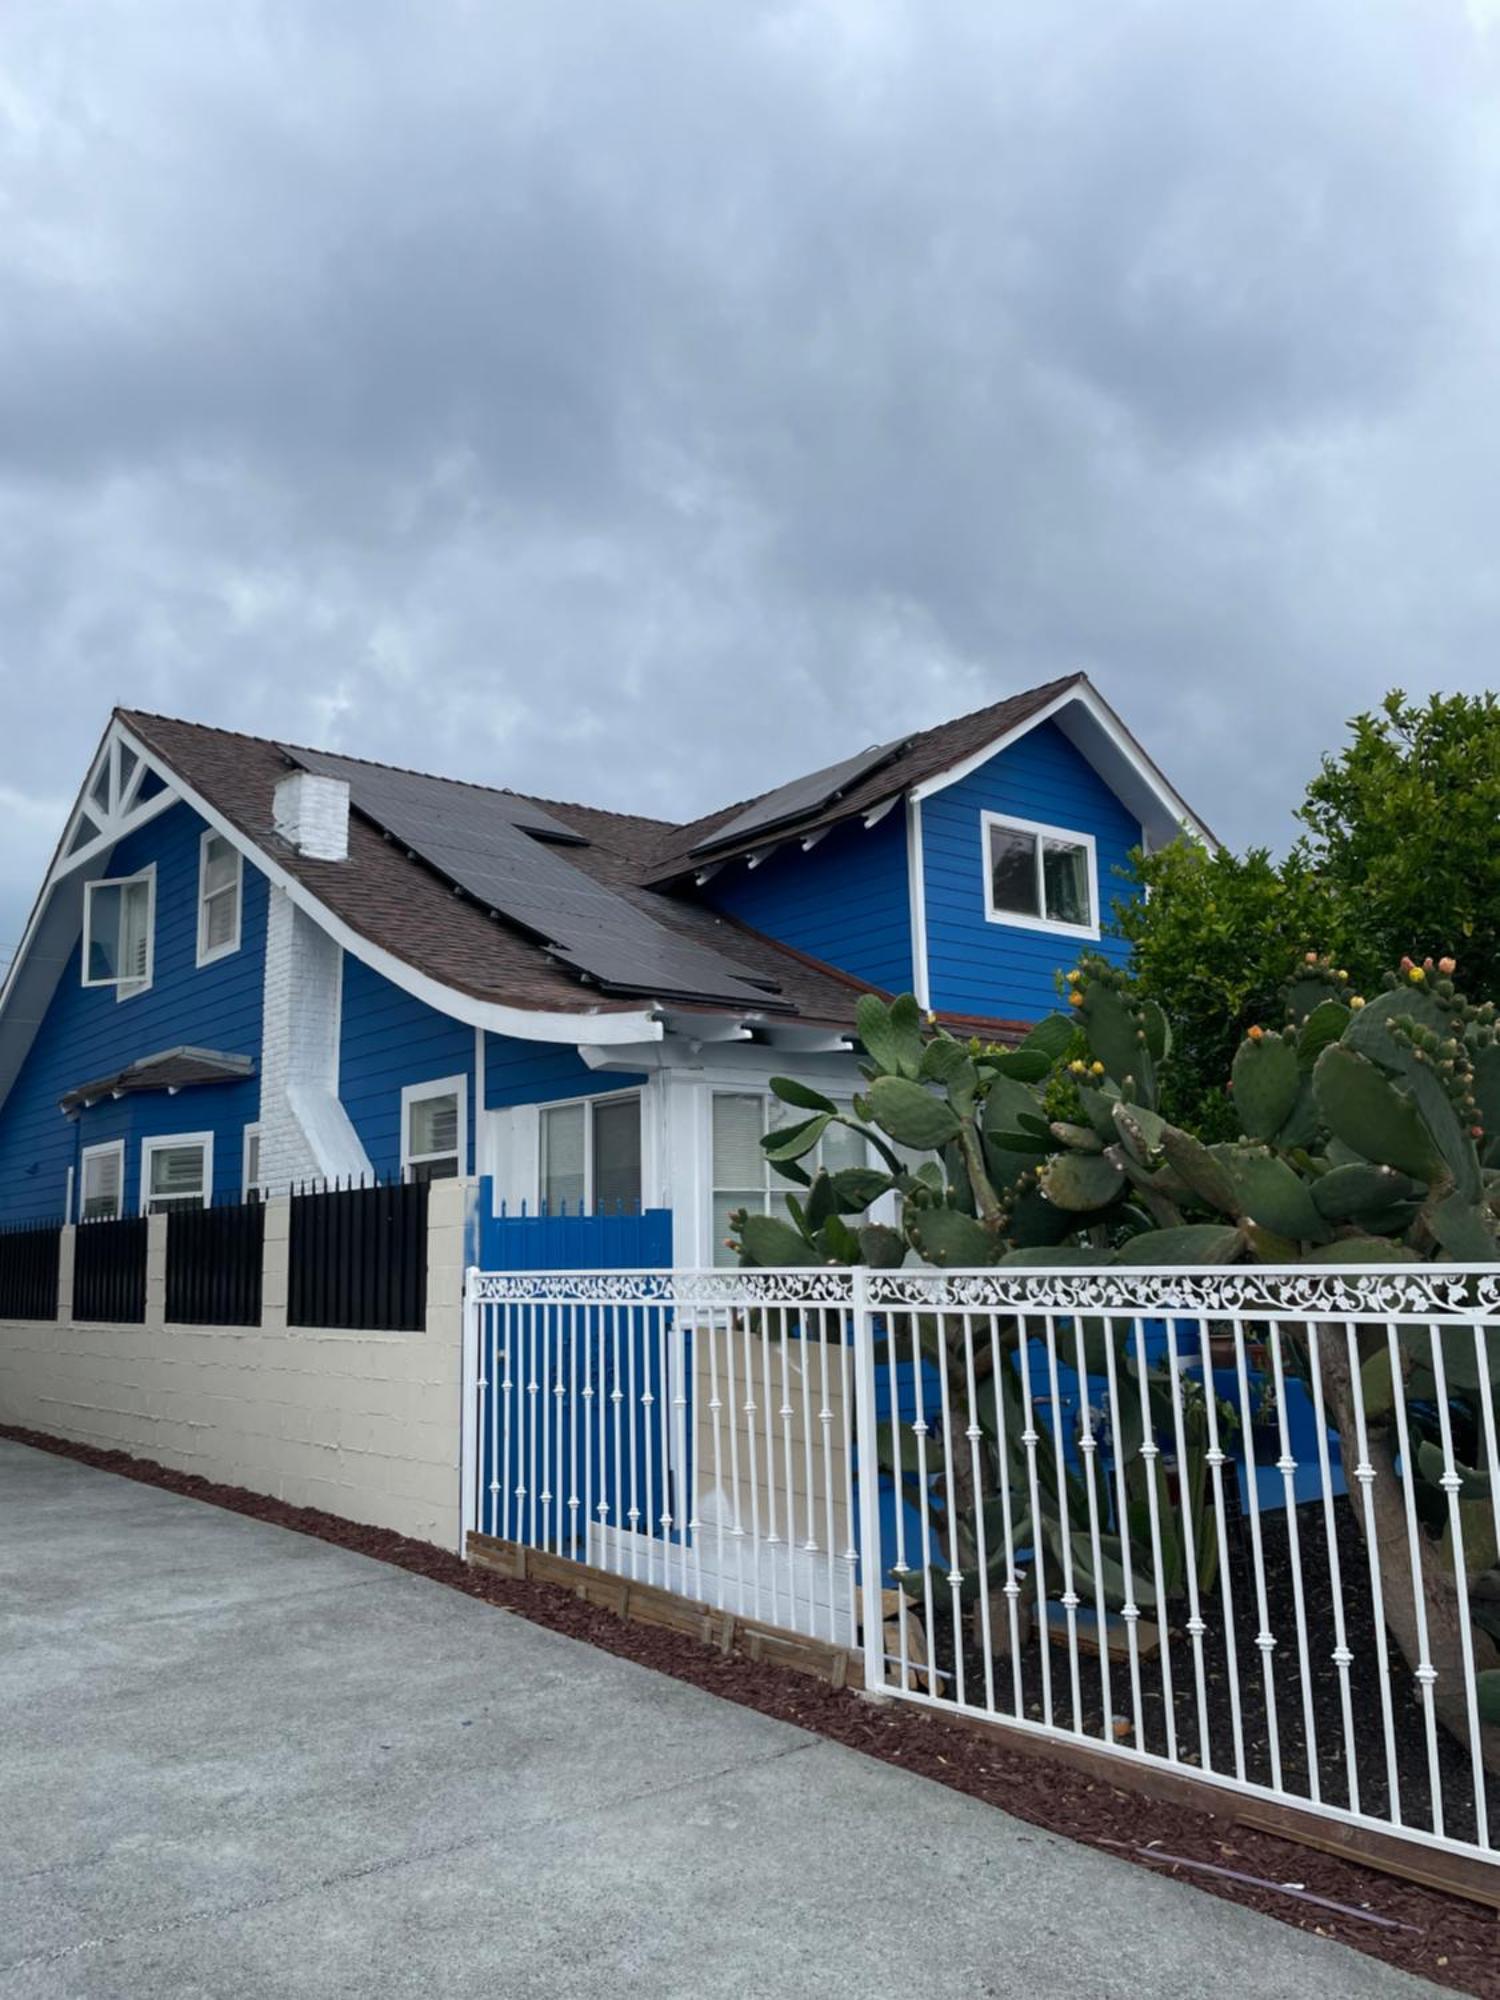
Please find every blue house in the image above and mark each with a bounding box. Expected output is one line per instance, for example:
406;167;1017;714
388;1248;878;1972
0;675;1209;1264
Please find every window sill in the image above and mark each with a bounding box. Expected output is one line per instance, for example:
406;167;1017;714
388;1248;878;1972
981;909;1101;943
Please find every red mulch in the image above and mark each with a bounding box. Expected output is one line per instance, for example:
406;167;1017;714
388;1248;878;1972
5;1421;1495;1995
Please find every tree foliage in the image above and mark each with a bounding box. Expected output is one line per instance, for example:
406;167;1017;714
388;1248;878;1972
1117;689;1500;1130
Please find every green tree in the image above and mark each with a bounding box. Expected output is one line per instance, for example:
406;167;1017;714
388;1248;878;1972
1298;689;1500;991
1117;689;1500;1129
1113;840;1344;1135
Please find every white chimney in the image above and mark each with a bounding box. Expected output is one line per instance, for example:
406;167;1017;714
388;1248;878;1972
273;771;350;862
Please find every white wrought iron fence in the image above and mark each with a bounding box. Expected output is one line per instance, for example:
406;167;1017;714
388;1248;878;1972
462;1263;1500;1869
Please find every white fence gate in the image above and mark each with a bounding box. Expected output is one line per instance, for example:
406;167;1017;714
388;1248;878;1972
463;1263;1500;1873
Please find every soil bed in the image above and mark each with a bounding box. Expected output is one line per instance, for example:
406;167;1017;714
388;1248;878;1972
919;1486;1500;1851
6;1422;1497;1994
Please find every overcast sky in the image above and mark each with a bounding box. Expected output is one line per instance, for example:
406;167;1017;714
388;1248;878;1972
2;0;1498;958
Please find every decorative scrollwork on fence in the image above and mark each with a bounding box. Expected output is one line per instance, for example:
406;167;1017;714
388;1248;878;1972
863;1266;1500;1322
468;1268;857;1310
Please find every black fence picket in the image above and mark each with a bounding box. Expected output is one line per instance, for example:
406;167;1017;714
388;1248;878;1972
288;1179;429;1332
165;1199;265;1326
73;1215;149;1324
0;1220;61;1320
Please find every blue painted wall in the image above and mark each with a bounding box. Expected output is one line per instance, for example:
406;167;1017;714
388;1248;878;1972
0;800;268;1220
482;1034;647;1111
701;807;912;994
338;955;476;1179
922;721;1141;1021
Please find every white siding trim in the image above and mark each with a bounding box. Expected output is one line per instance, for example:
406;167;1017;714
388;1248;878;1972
908;680;1213;848
906;795;930;1011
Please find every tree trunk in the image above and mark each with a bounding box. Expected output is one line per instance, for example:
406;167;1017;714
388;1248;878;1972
1313;1324;1500;1778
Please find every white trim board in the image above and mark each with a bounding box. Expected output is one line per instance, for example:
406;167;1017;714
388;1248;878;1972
909;679;1214;851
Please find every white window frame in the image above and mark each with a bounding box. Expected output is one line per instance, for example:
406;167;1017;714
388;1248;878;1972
709;1089;869;1266
979;810;1100;940
538;1088;644;1213
196;828;243;967
401;1074;469;1182
79;1140;125;1222
81;864;156;1000
139;1132;214;1214
242;1123;263;1201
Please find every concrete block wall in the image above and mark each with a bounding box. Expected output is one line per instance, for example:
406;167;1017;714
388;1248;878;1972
0;1177;474;1551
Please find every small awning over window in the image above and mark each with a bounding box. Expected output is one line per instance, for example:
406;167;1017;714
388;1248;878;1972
59;1046;255;1116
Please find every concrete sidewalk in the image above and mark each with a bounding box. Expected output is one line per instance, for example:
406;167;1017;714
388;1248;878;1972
0;1440;1443;1999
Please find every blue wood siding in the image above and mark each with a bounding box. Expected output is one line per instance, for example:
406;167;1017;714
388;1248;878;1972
483;1035;647;1111
701;808;912;993
922;721;1141;1021
338;956;476;1179
0;800;268;1220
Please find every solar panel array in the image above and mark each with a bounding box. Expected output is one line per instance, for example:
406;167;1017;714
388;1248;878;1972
284;747;787;1007
689;737;908;856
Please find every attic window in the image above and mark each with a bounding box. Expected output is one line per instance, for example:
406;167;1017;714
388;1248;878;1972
82;868;156;997
981;812;1098;939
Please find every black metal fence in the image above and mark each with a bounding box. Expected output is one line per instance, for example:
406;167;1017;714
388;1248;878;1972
289;1179;429;1332
73;1215;149;1324
165;1198;264;1327
0;1220;61;1320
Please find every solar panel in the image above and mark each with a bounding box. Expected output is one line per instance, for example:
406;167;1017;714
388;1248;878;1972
689;737;908;856
284;748;787;1008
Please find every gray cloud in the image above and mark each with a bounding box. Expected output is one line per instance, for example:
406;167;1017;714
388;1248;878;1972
2;0;1497;959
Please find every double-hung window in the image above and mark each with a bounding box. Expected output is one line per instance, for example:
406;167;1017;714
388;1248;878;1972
402;1076;467;1182
540;1093;642;1212
79;1141;124;1222
710;1092;867;1264
82;867;155;998
197;832;243;964
981;812;1098;938
141;1135;211;1214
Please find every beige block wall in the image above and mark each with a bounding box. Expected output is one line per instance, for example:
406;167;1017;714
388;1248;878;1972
690;1317;852;1554
0;1179;473;1551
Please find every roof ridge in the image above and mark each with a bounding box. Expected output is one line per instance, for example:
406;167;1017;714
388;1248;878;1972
120;708;674;827
647;670;1089;867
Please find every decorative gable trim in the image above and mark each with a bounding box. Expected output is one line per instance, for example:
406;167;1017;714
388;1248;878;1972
909;679;1214;851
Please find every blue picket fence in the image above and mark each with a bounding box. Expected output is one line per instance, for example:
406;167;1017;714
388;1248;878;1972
473;1189;678;1565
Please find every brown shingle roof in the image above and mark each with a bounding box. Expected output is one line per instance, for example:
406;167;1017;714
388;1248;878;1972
643;672;1086;881
116;711;908;1031
117;676;1119;1040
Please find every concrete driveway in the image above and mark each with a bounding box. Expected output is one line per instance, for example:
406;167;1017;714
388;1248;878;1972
0;1439;1445;1999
